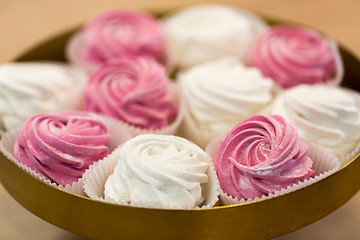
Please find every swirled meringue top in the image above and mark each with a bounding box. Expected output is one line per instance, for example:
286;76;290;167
83;57;176;130
13;112;111;186
67;9;165;71
104;134;209;209
180;57;274;132
0;62;87;131
252;25;343;88
215;115;315;200
163;4;267;69
267;84;360;158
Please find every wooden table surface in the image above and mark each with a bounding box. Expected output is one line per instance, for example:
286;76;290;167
0;0;360;239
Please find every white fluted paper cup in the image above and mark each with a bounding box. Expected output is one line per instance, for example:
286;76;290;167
83;137;220;209
0;111;133;196
206;138;340;205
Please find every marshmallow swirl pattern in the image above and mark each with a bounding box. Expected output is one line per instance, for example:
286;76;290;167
68;10;165;70
104;134;209;209
215;115;315;200
268;85;360;158
84;57;176;130
180;57;273;132
14;112;110;186
252;26;343;88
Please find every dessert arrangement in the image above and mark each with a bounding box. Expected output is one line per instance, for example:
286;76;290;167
1;4;358;211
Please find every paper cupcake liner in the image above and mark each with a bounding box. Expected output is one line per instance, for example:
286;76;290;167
326;86;360;166
57;63;89;112
326;37;344;86
340;136;360;167
181;103;222;149
66;31;99;73
0;112;133;196
197;157;221;209
307;86;360;166
289;138;360;168
205;138;340;206
97;114;133;151
303;133;360;168
336;87;360;165
83;144;220;209
177;69;221;148
99;82;184;137
83;146;121;201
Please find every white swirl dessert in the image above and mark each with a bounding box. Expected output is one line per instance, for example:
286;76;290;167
0;62;87;131
104;134;210;209
180;57;274;147
163;4;267;70
266;84;360;162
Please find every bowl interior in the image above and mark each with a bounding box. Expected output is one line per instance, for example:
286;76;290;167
1;15;360;240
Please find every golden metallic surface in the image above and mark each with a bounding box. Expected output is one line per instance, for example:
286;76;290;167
1;17;360;240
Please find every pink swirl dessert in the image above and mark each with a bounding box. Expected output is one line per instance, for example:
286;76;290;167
83;57;176;130
215;115;315;200
13;112;111;186
252;26;343;88
66;9;165;72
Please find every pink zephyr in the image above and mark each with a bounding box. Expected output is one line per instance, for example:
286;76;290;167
67;9;165;72
215;115;315;200
251;26;343;89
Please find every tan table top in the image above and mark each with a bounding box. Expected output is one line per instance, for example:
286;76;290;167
0;0;360;239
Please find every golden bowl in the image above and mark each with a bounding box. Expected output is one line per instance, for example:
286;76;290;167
0;13;360;240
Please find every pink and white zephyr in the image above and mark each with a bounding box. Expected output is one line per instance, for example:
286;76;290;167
215;115;315;200
251;26;343;89
66;9;165;72
13;112;111;186
83;57;176;130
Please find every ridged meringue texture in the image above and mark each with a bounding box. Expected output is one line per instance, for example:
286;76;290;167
0;62;87;131
13;112;111;186
83;57;176;130
104;134;209;209
252;25;343;88
66;9;165;71
267;84;360;159
215;115;315;200
180;57;274;132
163;4;267;70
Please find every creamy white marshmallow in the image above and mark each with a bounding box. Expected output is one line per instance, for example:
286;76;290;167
180;57;274;133
163;4;267;70
104;134;209;209
0;62;87;131
267;84;360;158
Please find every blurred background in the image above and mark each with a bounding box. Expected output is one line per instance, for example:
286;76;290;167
0;0;359;239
